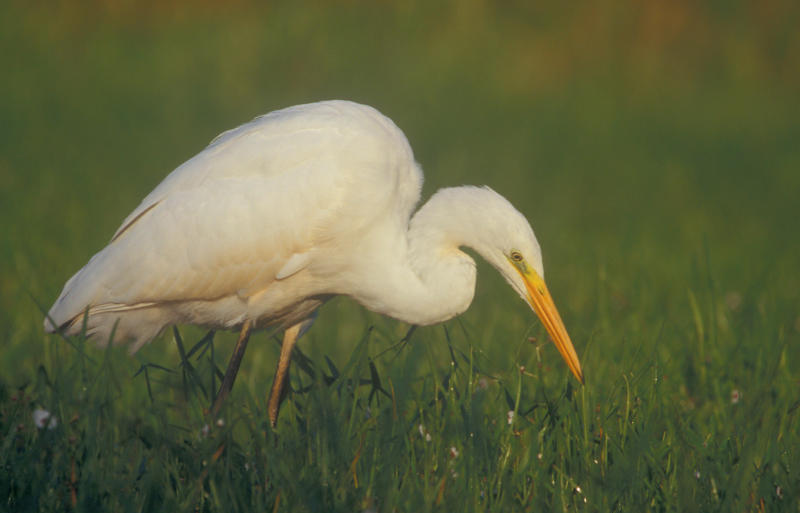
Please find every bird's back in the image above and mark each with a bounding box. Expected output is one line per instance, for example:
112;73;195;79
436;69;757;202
45;100;424;349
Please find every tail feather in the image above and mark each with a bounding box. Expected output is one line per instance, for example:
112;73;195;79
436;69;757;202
44;302;169;352
44;259;96;334
44;257;168;351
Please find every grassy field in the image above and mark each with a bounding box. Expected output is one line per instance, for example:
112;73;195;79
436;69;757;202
2;1;799;511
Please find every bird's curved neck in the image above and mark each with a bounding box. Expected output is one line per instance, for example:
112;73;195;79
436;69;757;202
363;187;491;326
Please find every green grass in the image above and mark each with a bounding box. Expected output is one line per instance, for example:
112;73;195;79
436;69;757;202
2;1;799;511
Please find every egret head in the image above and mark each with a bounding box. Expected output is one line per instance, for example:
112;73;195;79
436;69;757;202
466;187;584;384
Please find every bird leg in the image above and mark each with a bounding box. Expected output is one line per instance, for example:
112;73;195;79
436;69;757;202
210;319;253;418
267;322;302;427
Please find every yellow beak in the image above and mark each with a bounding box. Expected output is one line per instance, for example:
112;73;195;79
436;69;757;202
519;267;584;384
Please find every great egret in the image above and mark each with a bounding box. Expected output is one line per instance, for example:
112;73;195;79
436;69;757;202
45;100;583;425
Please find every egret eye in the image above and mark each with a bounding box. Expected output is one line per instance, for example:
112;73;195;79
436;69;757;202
510;250;523;262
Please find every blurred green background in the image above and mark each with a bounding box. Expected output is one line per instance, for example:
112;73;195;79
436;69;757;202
0;2;800;394
2;0;798;409
2;1;800;510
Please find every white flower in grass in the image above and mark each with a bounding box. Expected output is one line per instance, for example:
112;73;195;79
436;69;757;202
418;424;431;442
507;410;515;425
215;418;225;427
694;470;701;479
730;389;740;404
449;446;459;459
33;408;57;429
201;424;211;437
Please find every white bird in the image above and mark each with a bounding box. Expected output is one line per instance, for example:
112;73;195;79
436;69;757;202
45;100;583;425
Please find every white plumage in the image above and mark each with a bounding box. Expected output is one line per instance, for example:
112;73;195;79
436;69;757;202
45;100;582;423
